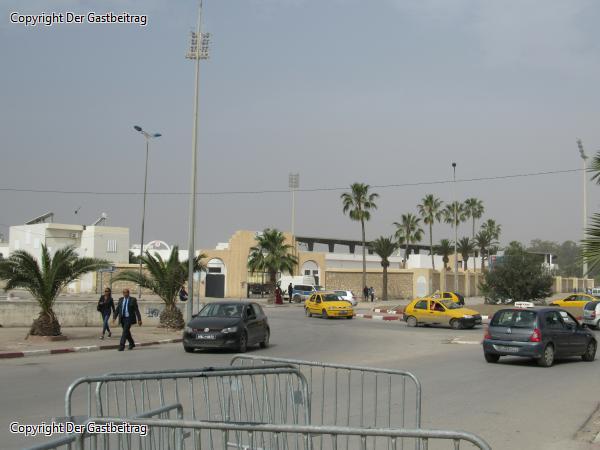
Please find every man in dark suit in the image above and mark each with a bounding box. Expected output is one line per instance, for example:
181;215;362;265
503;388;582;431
113;288;142;351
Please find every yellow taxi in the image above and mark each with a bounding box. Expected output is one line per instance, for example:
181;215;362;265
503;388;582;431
403;298;481;329
430;291;465;305
305;291;354;319
550;293;597;308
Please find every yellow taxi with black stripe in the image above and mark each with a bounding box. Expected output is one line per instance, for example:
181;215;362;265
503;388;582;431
550;293;597;308
305;291;354;319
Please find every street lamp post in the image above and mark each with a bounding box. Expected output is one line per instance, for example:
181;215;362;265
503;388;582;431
133;125;162;299
289;173;299;274
186;0;210;322
452;162;458;292
577;139;588;279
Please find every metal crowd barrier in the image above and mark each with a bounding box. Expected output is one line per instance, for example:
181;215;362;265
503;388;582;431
25;417;492;450
63;365;310;450
231;355;422;430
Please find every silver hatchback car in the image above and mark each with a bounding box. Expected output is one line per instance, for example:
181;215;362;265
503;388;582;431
583;301;600;329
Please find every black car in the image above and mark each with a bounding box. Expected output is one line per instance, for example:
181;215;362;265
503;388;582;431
482;307;597;367
183;301;270;353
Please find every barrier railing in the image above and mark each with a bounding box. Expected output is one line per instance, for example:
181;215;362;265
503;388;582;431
25;417;492;450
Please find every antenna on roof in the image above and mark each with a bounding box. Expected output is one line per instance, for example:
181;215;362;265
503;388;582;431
91;213;108;226
25;212;54;225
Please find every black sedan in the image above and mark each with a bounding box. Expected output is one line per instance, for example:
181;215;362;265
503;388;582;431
483;307;596;367
183;301;270;353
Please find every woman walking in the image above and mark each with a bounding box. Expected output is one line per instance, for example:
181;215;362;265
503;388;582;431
97;287;115;339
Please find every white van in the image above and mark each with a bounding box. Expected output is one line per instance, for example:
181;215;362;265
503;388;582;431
590;287;600;297
278;275;316;300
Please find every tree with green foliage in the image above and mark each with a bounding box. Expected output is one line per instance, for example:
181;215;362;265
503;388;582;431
341;183;379;290
435;239;453;271
457;237;475;270
480;242;553;303
474;230;496;271
464;198;485;270
370;236;398;301
0;245;109;336
394;213;424;268
114;246;206;329
417;194;444;270
248;229;298;301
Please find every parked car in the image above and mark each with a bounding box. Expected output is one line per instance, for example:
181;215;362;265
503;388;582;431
183;301;270;353
482;307;596;367
291;284;317;303
305;292;354;319
333;290;358;307
403;298;481;329
431;291;465;306
549;294;597;308
583;301;600;329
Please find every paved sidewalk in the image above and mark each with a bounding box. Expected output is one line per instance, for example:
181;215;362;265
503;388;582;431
0;326;182;359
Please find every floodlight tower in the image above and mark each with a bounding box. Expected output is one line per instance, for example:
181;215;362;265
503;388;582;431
289;173;299;273
186;0;210;321
577;139;589;278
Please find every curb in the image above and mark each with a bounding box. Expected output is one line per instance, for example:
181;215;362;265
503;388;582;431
356;313;403;321
0;338;183;360
373;309;403;315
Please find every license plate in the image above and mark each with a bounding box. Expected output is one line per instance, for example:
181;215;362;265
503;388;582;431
339;311;347;314
495;345;519;353
197;334;216;340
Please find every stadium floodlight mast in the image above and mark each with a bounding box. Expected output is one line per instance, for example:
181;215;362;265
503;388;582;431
186;0;210;322
133;125;162;299
289;173;299;273
452;162;458;292
577;139;588;278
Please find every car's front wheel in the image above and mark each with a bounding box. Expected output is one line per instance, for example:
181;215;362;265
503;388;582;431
582;340;596;362
183;345;195;353
322;309;329;319
484;353;500;363
260;329;270;349
293;295;302;303
450;319;462;330
406;316;417;327
538;344;555;367
238;331;248;353
346;315;353;320
305;308;312;317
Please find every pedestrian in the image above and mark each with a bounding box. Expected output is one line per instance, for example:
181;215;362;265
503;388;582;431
275;285;283;305
179;286;188;302
288;283;294;303
97;287;115;339
363;286;369;302
370;286;375;302
113;288;142;351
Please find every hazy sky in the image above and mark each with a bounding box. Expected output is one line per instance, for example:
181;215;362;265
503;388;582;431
1;0;600;251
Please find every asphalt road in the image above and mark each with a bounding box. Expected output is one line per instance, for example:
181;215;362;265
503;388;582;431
2;307;599;450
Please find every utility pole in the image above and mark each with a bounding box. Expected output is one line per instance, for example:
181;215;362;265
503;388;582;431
186;0;210;321
289;173;299;274
452;162;458;292
577;139;588;279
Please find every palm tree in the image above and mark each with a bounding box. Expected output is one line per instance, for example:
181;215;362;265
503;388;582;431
435;239;453;271
474;230;496;271
456;237;475;270
481;219;502;262
394;213;424;268
370;236;398;301
248;229;298;301
341;183;379;290
417;194;444;270
0;245;109;336
463;198;485;271
114;246;206;329
443;201;466;275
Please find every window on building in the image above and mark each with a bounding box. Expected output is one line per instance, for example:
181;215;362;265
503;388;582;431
107;240;118;253
33;239;40;249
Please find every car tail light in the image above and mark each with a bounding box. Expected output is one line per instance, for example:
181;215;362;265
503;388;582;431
591;312;596;319
483;326;491;340
529;328;542;342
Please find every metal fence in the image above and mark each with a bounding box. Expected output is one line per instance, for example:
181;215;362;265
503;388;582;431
231;355;422;431
25;417;492;450
64;366;311;430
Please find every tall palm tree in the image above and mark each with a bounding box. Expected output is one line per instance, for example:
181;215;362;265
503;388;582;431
474;230;496;271
481;219;502;262
394;213;424;268
114;246;206;329
463;198;485;270
341;183;379;290
370;236;398;301
0;245;109;336
248;229;298;301
435;239;453;271
443;201;466;275
417;194;444;270
456;237;475;270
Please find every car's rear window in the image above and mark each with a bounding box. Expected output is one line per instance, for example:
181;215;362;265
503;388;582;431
491;310;537;328
584;301;600;310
